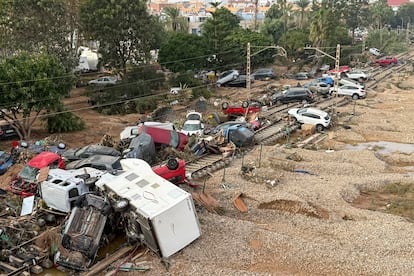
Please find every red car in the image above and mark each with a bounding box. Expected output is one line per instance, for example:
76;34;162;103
375;56;398;66
222;101;261;118
328;65;350;75
137;124;188;151
152;158;186;184
9;151;65;195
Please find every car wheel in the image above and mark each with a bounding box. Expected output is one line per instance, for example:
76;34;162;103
166;157;179;170
316;124;324;132
359;77;365;83
241;101;249;108
113;199;129;213
352;94;359;100
221;102;229;109
290;116;297;123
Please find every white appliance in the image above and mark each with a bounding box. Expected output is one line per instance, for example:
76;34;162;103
96;159;201;258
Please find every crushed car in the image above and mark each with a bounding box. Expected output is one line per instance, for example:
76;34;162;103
9;151;65;195
221;101;261;119
62;144;120;162
54;193;113;271
40;167;106;212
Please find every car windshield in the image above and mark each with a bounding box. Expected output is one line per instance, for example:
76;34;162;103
19;165;39;182
183;123;201;131
187;113;201;121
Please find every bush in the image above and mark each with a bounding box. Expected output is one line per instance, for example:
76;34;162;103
46;110;85;133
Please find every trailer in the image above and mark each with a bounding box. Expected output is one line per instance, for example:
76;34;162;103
95;159;201;258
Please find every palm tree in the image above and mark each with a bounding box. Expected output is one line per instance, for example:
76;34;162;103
296;0;310;28
163;7;188;33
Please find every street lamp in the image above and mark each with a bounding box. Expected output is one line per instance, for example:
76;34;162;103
246;43;287;90
304;44;341;113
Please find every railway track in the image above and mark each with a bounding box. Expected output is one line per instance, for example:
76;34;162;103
186;53;414;179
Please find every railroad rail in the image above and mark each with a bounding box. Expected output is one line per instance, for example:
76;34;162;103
186;53;414;179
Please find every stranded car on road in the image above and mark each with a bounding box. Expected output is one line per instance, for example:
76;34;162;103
221;101;261;118
288;107;331;132
271;87;314;105
375;56;398;66
88;76;118;86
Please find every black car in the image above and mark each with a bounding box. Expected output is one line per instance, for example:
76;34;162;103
223;75;252;87
252;68;276;80
271;87;314;105
123;132;156;165
65;155;122;173
62;144;120;162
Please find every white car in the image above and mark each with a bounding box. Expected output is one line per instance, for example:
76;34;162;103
331;85;366;100
369;48;381;56
339;78;364;88
181;111;204;136
216;70;239;86
288;107;331;132
345;71;368;82
88;76;118;86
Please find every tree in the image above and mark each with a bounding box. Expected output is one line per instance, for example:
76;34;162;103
279;29;310;58
202;7;241;53
158;33;208;73
295;0;310;28
396;3;414;29
0;53;73;140
222;29;274;69
163;7;189;33
80;0;163;73
370;0;393;29
0;0;79;69
261;4;285;44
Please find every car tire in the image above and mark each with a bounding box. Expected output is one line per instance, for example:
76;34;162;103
222;102;229;110
113;199;129;213
241;101;249;108
352;94;359;100
359;77;365;83
316;124;324;132
166;157;179;170
290;116;297;123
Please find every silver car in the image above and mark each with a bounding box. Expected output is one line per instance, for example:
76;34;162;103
88;76;118;86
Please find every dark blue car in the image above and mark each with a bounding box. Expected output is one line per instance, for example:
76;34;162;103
0;151;14;175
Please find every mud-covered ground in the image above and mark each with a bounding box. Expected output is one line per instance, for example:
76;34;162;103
1;70;414;275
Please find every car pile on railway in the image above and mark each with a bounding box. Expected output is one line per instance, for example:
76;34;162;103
0;53;411;275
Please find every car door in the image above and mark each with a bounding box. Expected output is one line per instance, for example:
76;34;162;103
301;112;321;125
339;86;353;96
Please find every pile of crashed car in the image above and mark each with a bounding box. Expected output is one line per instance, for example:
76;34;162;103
0;106;265;274
0;61;378;274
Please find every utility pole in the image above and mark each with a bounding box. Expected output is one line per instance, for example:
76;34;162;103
304;44;341;113
247;42;251;91
407;22;410;44
246;44;287;91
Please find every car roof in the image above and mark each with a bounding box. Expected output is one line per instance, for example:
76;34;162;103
299;107;328;115
27;152;61;169
67;155;120;169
